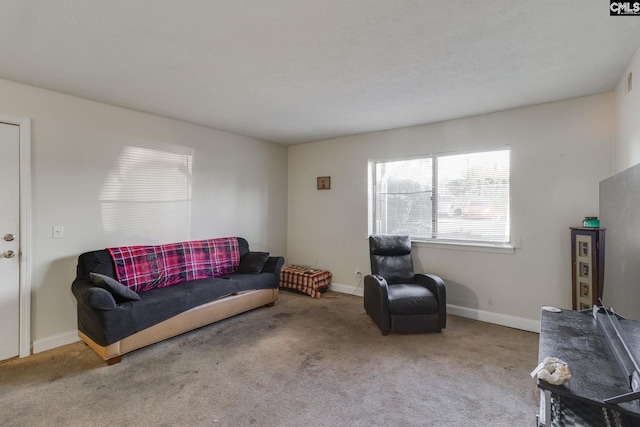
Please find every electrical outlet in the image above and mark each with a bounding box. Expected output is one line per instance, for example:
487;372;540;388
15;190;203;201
52;225;64;239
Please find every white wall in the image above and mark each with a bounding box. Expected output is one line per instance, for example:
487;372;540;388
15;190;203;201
288;93;615;331
0;78;288;352
615;44;640;172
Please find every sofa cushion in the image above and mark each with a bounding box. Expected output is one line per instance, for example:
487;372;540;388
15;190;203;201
222;273;279;289
90;272;141;302
238;237;249;259
78;250;116;280
96;273;279;344
236;252;270;274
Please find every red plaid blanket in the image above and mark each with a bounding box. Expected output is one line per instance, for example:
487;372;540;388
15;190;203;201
107;237;240;292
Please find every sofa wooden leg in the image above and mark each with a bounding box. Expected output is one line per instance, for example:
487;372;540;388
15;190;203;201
106;355;123;366
265;302;276;307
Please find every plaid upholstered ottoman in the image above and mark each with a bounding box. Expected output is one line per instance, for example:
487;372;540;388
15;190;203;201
279;265;332;298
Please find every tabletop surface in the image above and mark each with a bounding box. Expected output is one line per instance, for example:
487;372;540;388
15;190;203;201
538;308;640;417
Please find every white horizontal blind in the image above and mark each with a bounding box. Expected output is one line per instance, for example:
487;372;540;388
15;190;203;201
373;158;433;237
435;150;510;243
372;148;510;245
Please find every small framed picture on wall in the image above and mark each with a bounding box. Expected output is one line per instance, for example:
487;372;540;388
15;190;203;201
317;176;331;190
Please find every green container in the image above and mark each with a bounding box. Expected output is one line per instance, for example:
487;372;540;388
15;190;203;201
582;217;600;228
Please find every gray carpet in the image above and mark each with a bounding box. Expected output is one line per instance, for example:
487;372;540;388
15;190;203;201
0;291;540;426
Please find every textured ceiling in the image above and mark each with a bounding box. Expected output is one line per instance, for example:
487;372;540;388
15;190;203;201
1;1;640;144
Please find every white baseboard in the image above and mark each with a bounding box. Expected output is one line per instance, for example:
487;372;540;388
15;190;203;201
32;330;80;354
447;304;540;333
330;282;364;297
330;283;539;333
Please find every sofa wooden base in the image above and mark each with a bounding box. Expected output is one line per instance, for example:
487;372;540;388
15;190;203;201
79;288;278;364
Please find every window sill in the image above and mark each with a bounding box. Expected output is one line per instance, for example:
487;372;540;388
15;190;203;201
411;239;516;254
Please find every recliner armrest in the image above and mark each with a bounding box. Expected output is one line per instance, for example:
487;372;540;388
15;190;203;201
364;274;391;334
415;273;446;330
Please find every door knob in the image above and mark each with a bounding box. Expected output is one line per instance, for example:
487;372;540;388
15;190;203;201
3;250;15;258
3;234;15;242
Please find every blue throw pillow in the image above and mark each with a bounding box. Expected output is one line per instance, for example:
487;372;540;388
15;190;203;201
89;272;141;302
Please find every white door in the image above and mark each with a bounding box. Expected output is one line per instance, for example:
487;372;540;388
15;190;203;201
0;122;20;361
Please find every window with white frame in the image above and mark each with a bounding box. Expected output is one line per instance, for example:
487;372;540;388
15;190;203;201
370;148;510;245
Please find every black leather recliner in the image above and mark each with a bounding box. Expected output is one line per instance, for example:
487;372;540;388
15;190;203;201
364;235;446;335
